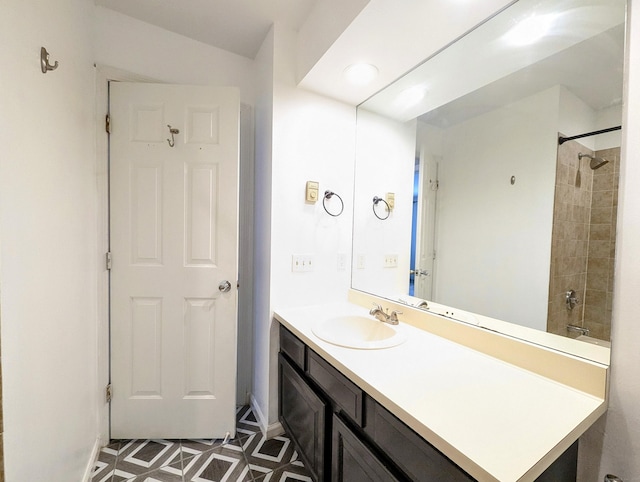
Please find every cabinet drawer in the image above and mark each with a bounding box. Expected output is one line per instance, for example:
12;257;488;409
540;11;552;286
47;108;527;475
332;414;400;482
307;350;363;426
280;325;306;370
364;397;473;482
279;354;327;482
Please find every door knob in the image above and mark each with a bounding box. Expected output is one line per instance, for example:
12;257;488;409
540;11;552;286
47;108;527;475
218;280;232;293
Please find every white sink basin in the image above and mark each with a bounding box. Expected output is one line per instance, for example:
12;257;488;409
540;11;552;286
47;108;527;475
312;315;406;349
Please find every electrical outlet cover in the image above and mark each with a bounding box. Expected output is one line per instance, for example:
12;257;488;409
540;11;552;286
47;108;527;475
337;253;347;271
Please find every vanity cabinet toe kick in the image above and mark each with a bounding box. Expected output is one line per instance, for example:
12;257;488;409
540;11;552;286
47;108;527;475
278;324;578;482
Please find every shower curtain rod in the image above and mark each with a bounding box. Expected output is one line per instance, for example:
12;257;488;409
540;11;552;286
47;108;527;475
558;125;621;145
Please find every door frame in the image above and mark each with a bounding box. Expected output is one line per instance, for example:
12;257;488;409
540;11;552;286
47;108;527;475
94;66;254;444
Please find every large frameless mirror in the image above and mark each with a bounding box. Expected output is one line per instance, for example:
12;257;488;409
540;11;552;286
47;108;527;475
352;0;625;358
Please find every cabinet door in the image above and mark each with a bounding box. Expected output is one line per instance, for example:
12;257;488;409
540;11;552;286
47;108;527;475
364;397;473;481
332;415;400;482
280;325;306;370
279;354;327;482
535;441;578;481
307;349;363;426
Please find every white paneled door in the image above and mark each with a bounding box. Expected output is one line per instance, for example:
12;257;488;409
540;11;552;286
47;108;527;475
414;151;438;301
110;83;239;439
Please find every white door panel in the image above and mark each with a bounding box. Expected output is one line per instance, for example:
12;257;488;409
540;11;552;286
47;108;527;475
415;152;439;300
110;82;239;439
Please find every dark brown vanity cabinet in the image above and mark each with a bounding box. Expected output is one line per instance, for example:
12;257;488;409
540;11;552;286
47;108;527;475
278;324;578;482
278;325;471;482
363;397;471;481
332;414;400;482
279;354;328;481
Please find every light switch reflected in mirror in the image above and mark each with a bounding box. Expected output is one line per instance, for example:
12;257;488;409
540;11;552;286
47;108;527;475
352;0;625;360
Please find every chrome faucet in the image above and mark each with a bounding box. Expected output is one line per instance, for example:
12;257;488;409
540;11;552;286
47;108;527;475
369;304;402;325
567;324;590;336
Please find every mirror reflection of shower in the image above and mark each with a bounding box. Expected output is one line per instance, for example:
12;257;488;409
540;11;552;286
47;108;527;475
579;152;609;170
547;141;620;343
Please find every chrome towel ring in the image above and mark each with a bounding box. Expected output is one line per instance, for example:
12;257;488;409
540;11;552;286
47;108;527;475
323;190;344;217
372;196;390;220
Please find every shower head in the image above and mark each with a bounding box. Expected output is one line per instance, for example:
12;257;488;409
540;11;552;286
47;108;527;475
578;152;609;170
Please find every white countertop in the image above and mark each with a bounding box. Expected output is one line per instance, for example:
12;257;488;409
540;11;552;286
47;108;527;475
274;302;607;482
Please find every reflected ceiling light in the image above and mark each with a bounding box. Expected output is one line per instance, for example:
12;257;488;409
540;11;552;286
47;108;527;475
504;13;557;46
343;63;379;86
394;85;426;110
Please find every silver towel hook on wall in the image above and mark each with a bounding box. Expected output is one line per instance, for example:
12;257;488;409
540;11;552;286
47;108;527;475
166;125;180;147
40;47;59;74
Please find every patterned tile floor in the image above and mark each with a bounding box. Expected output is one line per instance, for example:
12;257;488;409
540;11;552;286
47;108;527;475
91;406;313;482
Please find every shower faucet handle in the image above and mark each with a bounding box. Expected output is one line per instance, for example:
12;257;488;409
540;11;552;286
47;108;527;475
565;290;580;311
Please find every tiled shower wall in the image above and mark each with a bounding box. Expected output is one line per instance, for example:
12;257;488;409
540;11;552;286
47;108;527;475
547;140;593;337
547;142;619;340
584;147;619;340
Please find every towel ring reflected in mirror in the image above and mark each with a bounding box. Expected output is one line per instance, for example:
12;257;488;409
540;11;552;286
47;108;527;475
323;190;344;217
372;196;390;220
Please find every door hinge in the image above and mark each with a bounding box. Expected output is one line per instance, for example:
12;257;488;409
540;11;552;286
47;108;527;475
106;251;112;270
105;114;111;134
106;384;112;403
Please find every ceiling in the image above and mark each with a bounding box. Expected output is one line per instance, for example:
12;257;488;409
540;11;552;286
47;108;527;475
414;26;625;129
360;0;626;123
95;0;519;105
94;0;624;109
297;0;518;105
95;0;317;59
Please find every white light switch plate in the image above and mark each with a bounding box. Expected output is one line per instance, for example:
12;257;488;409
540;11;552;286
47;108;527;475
337;253;347;271
384;254;398;268
292;255;314;272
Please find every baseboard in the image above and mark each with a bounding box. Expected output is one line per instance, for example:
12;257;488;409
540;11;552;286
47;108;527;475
249;394;268;437
249;394;284;439
82;437;102;482
266;421;284;439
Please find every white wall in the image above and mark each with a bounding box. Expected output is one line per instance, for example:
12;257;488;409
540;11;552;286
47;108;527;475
559;85;598;151
271;28;356;311
352;110;416;298
296;0;370;83
578;3;640;481
263;26;358;423
429;88;559;330
251;26;275;430
93;7;256;104
0;1;100;480
595;104;624;151
558;86;622;152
